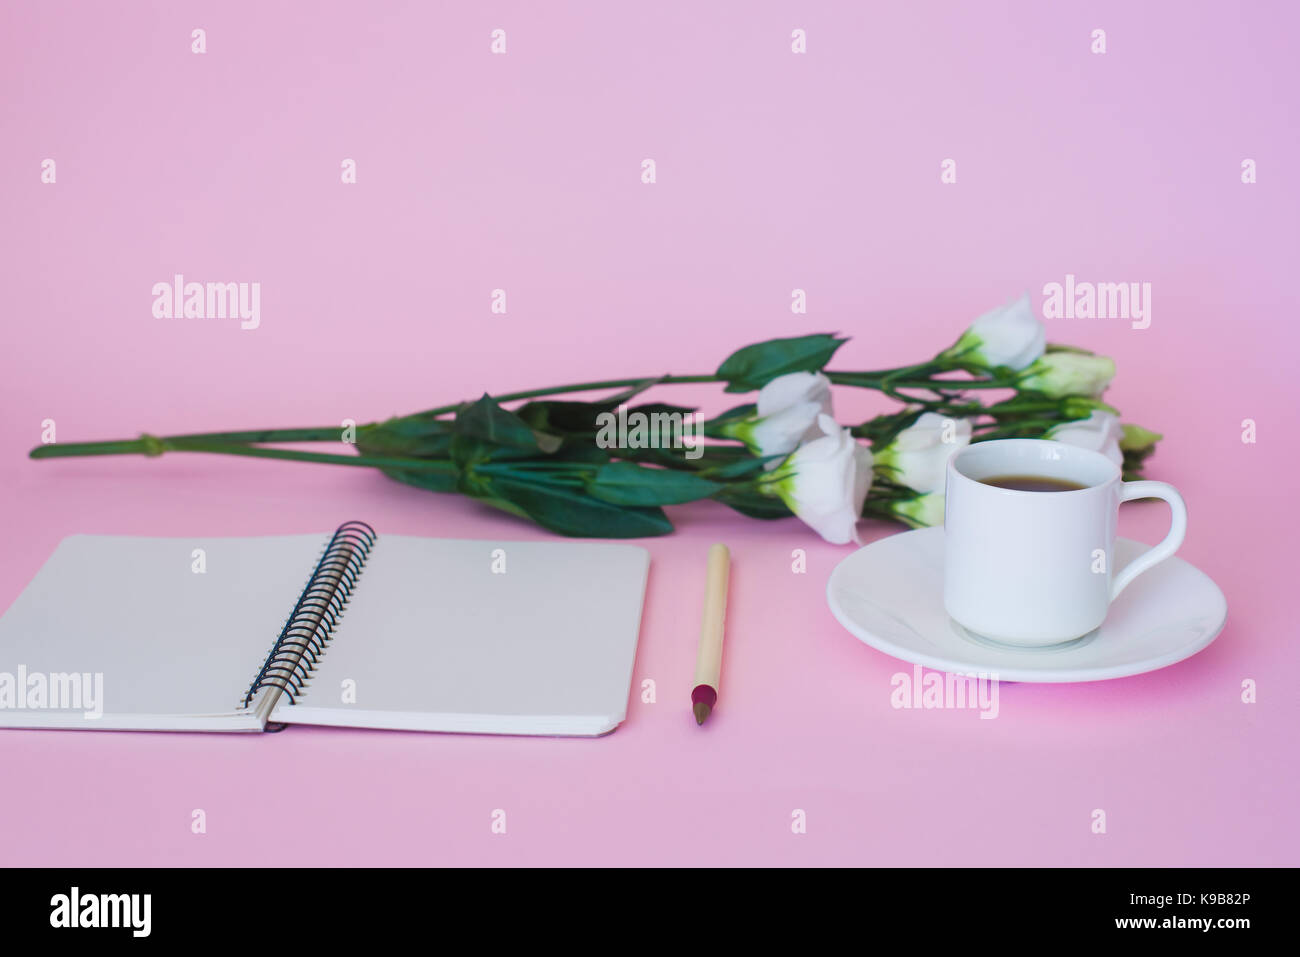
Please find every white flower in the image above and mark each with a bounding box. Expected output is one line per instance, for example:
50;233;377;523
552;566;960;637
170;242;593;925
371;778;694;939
945;293;1046;371
1048;410;1123;466
889;492;945;528
1017;352;1116;398
769;414;873;545
1119;423;1162;453
719;371;833;465
873;412;972;494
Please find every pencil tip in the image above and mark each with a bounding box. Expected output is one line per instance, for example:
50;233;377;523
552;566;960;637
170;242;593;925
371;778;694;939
693;702;711;725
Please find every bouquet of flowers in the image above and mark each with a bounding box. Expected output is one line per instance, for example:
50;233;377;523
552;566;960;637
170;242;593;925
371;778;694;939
30;294;1161;544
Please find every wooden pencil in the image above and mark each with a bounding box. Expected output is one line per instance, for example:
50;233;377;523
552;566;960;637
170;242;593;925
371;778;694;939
691;543;731;725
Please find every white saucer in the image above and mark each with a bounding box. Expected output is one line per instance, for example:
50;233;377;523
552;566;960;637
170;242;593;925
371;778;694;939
826;527;1227;682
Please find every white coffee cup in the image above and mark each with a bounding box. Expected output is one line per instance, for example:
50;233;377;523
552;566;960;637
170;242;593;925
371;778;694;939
943;438;1187;646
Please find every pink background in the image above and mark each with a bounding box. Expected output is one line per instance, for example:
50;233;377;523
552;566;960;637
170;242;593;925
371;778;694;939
2;1;1297;865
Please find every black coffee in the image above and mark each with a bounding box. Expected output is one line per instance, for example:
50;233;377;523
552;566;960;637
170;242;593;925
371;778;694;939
980;474;1088;492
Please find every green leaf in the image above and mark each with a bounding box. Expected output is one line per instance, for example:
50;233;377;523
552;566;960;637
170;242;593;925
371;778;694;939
450;434;526;469
713;486;794;520
472;496;534;521
356;418;454;458
706;402;757;422
587;462;721;506
456;394;560;451
515;399;615;434
1121;437;1160;481
453;437;612;475
377;467;460;495
368;412;451;436
616;445;702;470
701;403;757;437
489;476;674;538
716;334;847;393
513;377;674;434
551;438;612;464
517;399;698;440
850;407;925;446
618;443;752;472
697;454;784;480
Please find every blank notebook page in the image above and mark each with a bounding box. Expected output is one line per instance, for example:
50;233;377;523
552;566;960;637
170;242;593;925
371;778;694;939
0;533;329;728
273;537;651;735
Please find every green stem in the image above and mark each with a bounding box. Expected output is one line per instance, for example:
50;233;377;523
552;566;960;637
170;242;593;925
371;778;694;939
32;436;458;473
417;374;723;417
29;438;160;459
28;365;1018;462
887;377;1017;391
829;371;1017;393
29;377;727;458
983;400;1066;415
972;419;1064;441
163;427;345;443
878;360;943;402
30;428;356;459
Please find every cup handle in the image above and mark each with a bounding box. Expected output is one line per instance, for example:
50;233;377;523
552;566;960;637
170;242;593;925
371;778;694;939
1109;481;1188;602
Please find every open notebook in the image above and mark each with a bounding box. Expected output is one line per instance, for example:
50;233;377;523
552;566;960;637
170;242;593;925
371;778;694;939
0;522;650;736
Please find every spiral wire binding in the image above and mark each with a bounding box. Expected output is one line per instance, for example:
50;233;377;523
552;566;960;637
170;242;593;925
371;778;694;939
242;521;376;730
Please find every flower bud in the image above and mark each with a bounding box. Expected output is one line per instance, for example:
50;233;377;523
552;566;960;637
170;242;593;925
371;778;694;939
1047;410;1123;465
887;492;945;528
1016;353;1116;398
717;371;833;465
1119;423;1163;453
942;293;1046;371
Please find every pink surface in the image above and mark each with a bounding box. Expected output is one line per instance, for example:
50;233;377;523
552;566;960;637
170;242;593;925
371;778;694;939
2;1;1297;866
